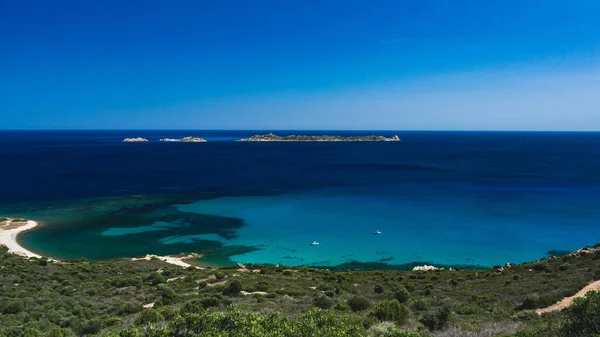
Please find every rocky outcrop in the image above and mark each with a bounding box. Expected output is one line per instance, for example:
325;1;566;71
237;133;401;142
180;136;207;142
159;137;207;143
412;265;440;271
123;137;149;142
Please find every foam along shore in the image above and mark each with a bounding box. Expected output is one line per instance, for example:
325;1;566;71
131;253;204;269
0;218;42;258
237;133;401;142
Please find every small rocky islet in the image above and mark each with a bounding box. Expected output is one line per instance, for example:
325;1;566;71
159;136;207;143
237;133;401;142
122;134;401;143
122;136;207;143
122;137;149;143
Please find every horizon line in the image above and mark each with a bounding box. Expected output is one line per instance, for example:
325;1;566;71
2;129;600;133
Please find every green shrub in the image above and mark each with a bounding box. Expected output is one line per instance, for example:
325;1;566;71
518;294;540;310
348;296;371;312
2;300;24;314
201;297;221;308
421;306;451;331
255;281;269;292
374;284;385;294
214;272;225;280
531;261;551;273
223;279;243;296
134;309;164;325
334;302;352;312
455;303;480;315
159;284;178;304
146;272;166;285
393;285;410;303
44;327;73;337
367;321;396;337
159;306;177;320
369;299;409;325
313;295;333;309
561;291;600;336
515;310;539;321
411;298;430;311
558;263;570;271
117;302;143;315
74;318;102;335
383;330;429;337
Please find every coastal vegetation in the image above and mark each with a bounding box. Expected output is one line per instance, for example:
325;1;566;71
1;244;600;336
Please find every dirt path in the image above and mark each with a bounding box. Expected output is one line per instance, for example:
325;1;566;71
536;280;600;314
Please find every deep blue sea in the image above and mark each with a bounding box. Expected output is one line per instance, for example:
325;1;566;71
1;130;600;269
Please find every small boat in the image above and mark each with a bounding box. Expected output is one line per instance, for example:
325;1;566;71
373;230;382;235
310;241;319;246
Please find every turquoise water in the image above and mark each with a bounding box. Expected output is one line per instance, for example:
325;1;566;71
170;188;600;267
4;131;600;269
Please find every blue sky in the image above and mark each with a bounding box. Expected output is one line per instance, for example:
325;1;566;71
1;0;600;130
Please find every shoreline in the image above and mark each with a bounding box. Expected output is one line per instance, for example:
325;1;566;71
1;217;206;269
0;218;42;258
131;253;204;269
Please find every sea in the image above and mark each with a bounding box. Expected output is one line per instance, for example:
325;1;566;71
1;130;600;269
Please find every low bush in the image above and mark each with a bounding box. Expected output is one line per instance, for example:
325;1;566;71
393;285;410;303
561;291;600;336
313;295;333;309
421;306;452;331
348;296;371;312
134;309;164;325
369;299;409;325
222;279;243;296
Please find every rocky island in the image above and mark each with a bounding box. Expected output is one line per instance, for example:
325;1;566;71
122;137;149;142
159;136;207;143
237;133;400;142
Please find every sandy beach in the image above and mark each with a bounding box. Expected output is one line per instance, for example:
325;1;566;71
0;217;203;268
0;218;42;258
131;253;203;269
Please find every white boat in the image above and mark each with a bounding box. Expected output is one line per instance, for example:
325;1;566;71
374;230;382;235
310;241;319;246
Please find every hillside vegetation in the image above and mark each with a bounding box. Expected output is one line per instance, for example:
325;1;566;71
1;244;600;336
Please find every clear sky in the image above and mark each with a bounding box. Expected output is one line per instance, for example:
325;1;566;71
1;0;600;130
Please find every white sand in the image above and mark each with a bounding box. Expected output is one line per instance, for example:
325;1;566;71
131;253;203;269
0;219;42;258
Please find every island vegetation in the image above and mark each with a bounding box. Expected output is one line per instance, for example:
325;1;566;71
237;133;401;142
1;242;600;336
